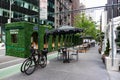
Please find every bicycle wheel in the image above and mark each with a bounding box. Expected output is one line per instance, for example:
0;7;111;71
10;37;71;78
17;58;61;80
20;58;29;73
24;58;36;75
40;55;47;68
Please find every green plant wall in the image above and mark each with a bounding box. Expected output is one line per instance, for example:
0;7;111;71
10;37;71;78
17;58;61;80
5;22;83;58
5;22;26;57
5;22;52;58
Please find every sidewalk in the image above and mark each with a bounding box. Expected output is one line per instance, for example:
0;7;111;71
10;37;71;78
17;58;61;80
1;45;110;80
0;56;25;69
108;71;120;80
0;47;120;80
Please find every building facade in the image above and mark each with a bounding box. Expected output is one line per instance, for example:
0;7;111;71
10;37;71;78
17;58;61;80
106;0;120;22
55;0;72;28
0;0;55;41
0;0;81;41
54;0;81;28
71;0;80;26
0;0;39;25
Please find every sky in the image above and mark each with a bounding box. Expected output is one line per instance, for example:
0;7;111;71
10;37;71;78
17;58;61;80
80;0;107;8
80;0;107;22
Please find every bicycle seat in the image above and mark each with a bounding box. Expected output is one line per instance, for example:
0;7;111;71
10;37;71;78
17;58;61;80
41;49;48;54
30;47;35;54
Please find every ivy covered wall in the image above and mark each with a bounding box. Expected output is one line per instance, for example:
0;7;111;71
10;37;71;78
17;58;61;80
5;22;51;58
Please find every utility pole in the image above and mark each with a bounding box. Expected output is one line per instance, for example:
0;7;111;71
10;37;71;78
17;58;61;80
8;0;14;23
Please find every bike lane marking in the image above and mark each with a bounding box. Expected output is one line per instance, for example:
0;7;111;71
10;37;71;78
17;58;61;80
0;53;57;79
0;63;22;79
0;59;23;66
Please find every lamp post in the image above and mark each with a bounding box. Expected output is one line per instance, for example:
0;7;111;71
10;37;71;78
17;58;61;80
8;0;14;23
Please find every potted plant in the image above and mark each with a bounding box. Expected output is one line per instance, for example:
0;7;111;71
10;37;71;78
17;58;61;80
102;39;110;63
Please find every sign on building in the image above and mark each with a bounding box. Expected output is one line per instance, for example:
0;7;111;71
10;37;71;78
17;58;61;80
40;0;47;20
10;29;19;34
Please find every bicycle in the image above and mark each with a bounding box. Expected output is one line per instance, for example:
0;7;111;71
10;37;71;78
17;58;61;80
20;47;48;75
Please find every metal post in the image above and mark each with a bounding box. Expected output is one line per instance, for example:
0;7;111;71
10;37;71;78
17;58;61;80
38;0;40;50
8;0;14;23
9;0;11;23
111;2;114;66
100;14;102;50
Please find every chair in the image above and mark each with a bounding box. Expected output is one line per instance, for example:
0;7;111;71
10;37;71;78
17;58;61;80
70;50;79;61
61;47;69;63
57;48;63;60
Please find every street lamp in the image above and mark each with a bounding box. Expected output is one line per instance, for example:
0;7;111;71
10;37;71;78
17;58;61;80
8;0;14;23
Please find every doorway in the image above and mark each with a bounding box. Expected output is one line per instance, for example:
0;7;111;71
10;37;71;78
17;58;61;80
31;32;38;45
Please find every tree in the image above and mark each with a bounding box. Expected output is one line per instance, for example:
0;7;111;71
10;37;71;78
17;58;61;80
74;13;97;39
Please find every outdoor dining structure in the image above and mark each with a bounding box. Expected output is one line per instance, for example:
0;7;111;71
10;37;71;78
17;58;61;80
43;25;83;63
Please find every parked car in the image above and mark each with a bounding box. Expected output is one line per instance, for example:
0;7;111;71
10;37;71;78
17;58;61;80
0;42;5;49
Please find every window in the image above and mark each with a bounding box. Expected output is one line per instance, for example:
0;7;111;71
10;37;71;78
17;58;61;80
19;13;22;18
24;15;28;21
29;4;33;10
24;2;29;9
0;8;3;16
19;1;24;7
3;11;9;17
13;12;19;18
11;34;17;43
32;6;38;12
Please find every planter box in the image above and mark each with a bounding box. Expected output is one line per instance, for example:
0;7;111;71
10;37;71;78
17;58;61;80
105;57;120;71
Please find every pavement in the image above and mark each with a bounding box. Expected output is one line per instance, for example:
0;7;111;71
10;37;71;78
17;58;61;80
0;45;120;80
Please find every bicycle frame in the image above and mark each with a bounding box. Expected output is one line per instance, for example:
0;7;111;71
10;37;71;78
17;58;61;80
21;48;47;75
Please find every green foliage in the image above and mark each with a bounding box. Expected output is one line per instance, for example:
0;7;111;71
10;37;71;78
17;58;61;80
72;34;83;46
96;31;104;42
5;22;52;58
104;39;110;56
116;27;120;47
74;13;97;39
117;26;120;30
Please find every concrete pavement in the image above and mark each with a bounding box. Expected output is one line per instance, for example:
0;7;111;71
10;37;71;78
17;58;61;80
0;49;5;56
0;56;24;69
0;49;25;69
0;45;120;80
108;71;120;80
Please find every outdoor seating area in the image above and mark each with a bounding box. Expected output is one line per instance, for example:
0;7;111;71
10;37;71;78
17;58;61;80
56;42;96;63
43;25;83;63
43;25;96;64
75;43;91;53
57;47;79;63
78;44;89;53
